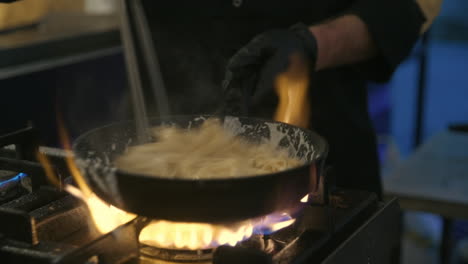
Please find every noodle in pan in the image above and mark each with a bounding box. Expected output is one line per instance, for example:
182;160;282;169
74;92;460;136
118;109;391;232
116;119;303;179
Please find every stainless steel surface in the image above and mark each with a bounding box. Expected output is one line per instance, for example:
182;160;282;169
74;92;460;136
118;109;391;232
384;130;468;219
385;193;468;220
384;129;468;264
0;13;120;79
0;14;117;49
0;46;121;79
321;198;401;264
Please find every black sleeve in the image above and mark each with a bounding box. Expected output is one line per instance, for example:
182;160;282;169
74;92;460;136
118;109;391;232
347;0;426;82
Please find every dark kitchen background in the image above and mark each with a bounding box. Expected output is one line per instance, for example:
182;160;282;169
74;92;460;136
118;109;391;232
0;0;467;263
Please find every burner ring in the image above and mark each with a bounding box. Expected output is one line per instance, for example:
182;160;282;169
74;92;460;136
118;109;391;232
140;244;213;262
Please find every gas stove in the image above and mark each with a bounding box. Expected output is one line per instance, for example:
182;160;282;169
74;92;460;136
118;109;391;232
0;127;401;264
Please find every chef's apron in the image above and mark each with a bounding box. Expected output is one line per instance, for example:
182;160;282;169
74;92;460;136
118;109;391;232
140;0;383;197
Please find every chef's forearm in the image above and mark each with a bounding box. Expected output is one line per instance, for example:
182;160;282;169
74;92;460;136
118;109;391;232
309;15;377;71
416;0;443;33
309;0;442;77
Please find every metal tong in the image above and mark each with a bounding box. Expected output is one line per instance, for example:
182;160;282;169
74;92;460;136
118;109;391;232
119;0;170;143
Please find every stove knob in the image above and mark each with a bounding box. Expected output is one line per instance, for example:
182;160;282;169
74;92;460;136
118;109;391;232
232;0;243;8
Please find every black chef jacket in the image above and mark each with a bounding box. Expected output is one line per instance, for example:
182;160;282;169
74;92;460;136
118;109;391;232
139;0;426;197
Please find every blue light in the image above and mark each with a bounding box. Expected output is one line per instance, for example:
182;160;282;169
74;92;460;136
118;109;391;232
0;173;27;188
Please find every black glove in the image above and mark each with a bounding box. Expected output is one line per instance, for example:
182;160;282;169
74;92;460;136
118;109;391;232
222;23;318;117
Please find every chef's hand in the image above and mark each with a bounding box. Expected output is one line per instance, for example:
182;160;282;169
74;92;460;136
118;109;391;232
222;23;318;119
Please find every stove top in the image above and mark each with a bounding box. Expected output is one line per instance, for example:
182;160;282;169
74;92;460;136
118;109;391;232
0;127;401;264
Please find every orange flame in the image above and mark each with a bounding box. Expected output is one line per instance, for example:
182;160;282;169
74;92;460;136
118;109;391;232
36;151;61;188
35;116;136;234
139;212;295;250
139;220;253;250
274;53;310;128
57;119;92;196
66;185;136;234
38;153;136;235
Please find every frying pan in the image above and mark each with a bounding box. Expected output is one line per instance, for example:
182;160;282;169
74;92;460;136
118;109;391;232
72;115;328;222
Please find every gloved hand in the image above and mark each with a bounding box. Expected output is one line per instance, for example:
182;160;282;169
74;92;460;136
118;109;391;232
222;23;318;118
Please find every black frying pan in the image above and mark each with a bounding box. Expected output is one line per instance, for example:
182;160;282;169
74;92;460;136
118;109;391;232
72;115;327;222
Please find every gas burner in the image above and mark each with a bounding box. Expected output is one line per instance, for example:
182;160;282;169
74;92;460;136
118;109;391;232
138;233;280;263
140;245;213;262
0;127;401;264
0;170;27;192
0;170;17;181
135;212;297;253
0;171;29;204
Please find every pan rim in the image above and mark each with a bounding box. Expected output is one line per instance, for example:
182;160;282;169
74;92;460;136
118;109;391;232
72;115;329;183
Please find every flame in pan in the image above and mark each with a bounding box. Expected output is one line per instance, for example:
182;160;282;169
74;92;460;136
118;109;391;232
274;53;310;128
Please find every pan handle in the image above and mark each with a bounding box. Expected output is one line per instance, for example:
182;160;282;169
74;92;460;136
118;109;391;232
308;163;332;206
